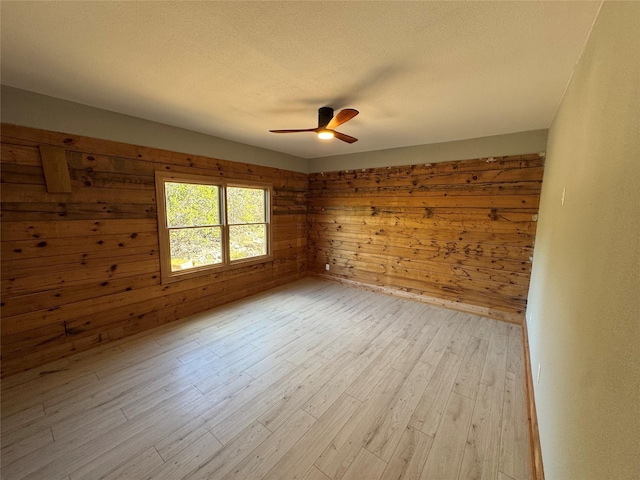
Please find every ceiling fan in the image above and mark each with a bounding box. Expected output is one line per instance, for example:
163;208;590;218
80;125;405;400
269;107;359;143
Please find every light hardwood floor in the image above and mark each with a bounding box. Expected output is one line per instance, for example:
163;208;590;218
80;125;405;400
0;277;532;480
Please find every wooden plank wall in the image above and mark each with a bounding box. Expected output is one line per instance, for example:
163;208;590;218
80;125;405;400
307;154;544;323
0;124;308;377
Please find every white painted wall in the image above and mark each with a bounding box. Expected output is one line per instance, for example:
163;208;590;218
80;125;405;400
526;2;640;479
0;85;308;173
308;129;548;173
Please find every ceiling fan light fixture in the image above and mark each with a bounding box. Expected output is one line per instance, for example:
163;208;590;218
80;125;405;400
317;129;334;140
270;107;358;143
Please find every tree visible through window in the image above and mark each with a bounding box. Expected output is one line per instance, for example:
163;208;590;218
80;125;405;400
165;182;222;271
156;172;271;281
227;187;268;261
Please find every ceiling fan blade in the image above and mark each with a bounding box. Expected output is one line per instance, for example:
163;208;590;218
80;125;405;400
334;131;358;144
326;109;359;130
269;128;318;133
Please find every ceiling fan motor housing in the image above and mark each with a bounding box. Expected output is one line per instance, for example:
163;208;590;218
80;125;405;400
318;107;334;128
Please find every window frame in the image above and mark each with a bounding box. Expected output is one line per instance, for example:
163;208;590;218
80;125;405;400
155;171;273;283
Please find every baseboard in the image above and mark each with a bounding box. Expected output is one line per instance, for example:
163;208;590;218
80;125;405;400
307;272;523;325
522;320;545;480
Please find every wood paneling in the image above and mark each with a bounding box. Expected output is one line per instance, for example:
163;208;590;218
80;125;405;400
1;124;308;377
1;123;544;376
307;155;544;323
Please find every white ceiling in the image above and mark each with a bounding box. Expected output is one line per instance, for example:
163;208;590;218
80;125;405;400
1;1;601;159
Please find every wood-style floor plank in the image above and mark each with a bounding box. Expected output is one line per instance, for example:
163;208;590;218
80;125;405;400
420;392;475;480
314;367;407;480
182;421;271;480
222;408;316;480
1;277;531;480
408;351;463;436
67;388;208;480
302;344;381;419
499;372;532;480
102;447;164;480
340;448;387;480
480;322;509;391
0;428;54;467
345;337;411;402
458;383;504;480
1;408;129;480
144;432;223;480
263;393;361;480
0;404;45;433
210;359;327;444
302;466;332;480
454;336;490;400
364;360;435;461
380;426;433;480
257;351;356;433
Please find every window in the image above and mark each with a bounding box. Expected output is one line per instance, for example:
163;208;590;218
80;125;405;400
155;172;272;282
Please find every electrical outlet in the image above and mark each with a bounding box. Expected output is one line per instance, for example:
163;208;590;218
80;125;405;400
325;263;330;271
537;363;541;383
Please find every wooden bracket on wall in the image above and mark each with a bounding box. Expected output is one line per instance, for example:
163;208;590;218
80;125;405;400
39;145;72;193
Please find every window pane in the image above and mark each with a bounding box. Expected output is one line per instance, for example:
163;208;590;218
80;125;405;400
227;187;265;224
229;224;267;260
165;182;219;227
169;227;222;271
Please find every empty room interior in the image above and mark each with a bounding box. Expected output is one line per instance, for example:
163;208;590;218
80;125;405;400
1;2;638;480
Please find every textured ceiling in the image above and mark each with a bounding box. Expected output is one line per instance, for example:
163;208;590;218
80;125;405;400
1;1;601;158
